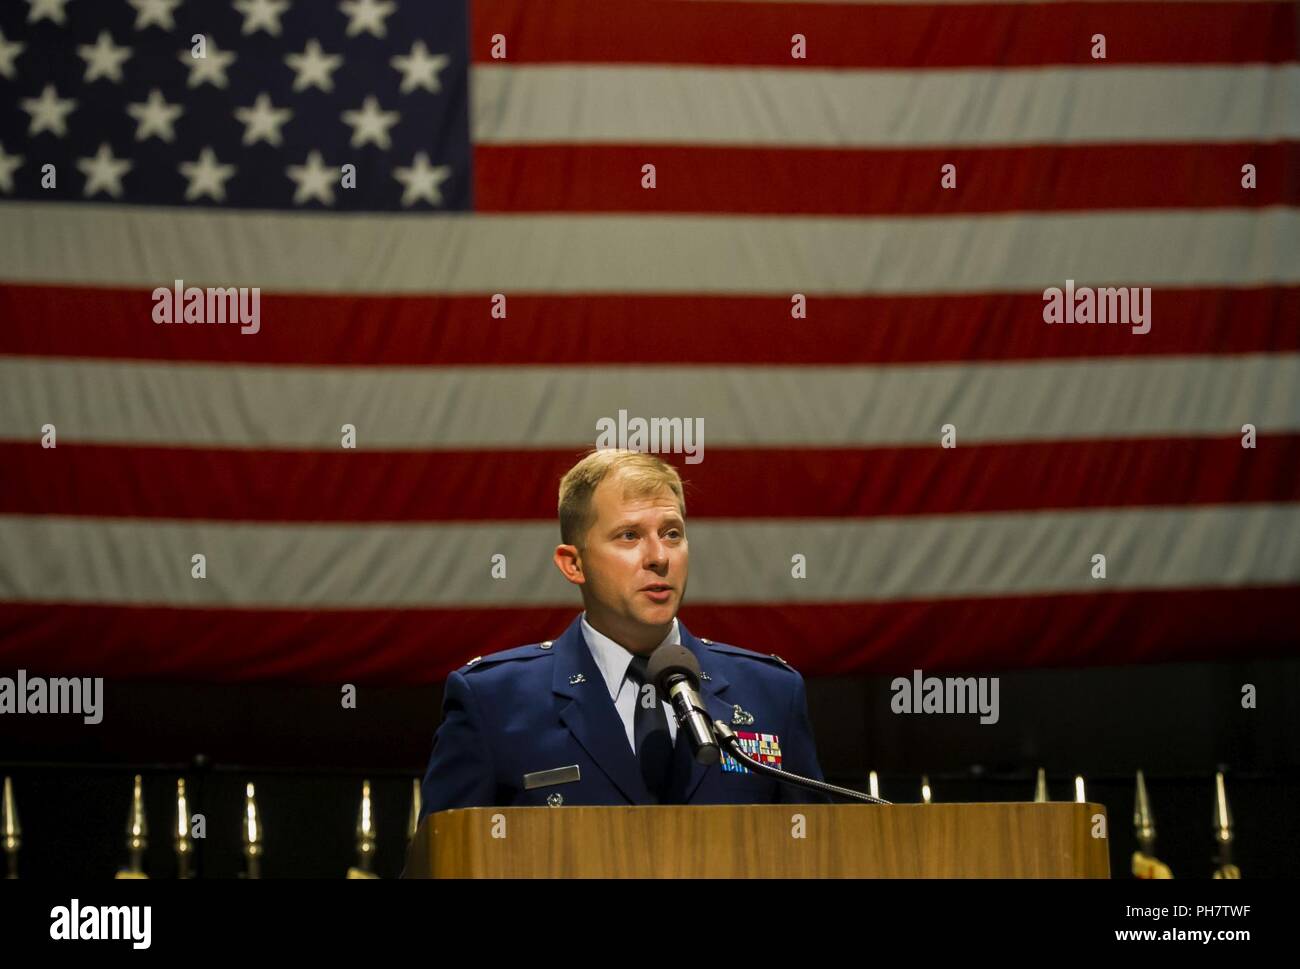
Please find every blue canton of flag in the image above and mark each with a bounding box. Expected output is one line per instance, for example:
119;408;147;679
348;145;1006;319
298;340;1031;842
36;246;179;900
0;0;471;211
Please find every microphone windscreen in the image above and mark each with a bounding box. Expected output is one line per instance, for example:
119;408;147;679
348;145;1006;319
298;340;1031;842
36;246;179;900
646;643;700;693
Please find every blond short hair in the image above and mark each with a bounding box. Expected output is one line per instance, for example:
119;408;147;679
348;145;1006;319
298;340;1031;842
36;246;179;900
558;449;686;547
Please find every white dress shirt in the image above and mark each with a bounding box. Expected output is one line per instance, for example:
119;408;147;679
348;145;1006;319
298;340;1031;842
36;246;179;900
580;612;680;753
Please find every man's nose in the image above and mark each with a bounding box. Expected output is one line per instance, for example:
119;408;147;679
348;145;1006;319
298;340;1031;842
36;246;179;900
643;535;669;569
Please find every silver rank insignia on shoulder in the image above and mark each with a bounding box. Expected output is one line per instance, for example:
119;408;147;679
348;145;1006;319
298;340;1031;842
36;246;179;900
568;673;586;685
539;640;553;650
732;704;755;726
700;671;711;681
770;653;792;669
699;637;713;644
466;656;482;666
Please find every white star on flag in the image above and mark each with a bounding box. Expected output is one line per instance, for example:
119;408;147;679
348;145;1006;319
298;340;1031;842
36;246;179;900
0;29;26;80
77;143;133;198
235;93;293;146
127;0;181;31
0;143;24;194
78;31;133;84
393;152;451;208
341;96;400;149
21;84;77;138
390;41;449;94
235;0;291;37
179;38;237;89
26;0;71;26
286;151;336;206
285;39;342;93
339;0;396;39
126;89;184;142
179;147;237;202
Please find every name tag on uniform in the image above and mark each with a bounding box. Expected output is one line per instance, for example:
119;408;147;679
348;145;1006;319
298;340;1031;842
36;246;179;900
522;764;581;789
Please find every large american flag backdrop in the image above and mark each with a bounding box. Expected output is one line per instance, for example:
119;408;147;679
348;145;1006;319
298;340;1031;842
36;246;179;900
0;0;1296;684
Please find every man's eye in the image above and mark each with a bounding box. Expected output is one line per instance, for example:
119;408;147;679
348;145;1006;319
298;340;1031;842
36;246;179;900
621;530;637;540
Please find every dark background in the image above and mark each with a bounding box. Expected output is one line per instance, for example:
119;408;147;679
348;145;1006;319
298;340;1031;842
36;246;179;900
3;653;1296;878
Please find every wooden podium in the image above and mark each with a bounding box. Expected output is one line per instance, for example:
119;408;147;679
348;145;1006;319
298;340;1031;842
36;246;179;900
403;803;1110;878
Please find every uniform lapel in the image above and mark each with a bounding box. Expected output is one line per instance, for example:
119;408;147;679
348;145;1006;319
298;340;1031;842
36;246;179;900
552;614;653;805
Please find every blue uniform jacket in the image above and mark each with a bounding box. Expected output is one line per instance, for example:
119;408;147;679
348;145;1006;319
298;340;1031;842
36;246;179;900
419;613;832;817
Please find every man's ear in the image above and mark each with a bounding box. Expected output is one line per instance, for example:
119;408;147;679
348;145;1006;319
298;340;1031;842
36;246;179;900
553;544;585;585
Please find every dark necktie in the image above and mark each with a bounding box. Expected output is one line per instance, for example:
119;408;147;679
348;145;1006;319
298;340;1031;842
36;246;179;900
627;655;675;802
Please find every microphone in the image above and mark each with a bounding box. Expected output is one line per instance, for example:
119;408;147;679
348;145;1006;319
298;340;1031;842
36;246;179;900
646;644;720;765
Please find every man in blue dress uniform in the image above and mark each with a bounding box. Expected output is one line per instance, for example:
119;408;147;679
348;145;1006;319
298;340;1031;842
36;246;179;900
419;449;832;817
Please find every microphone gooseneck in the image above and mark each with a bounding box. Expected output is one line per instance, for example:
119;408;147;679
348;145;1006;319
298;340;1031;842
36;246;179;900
646;643;892;803
713;721;892;805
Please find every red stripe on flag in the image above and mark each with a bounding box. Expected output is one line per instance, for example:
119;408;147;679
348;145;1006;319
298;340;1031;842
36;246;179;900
0;588;1296;682
475;143;1300;215
3;285;1296;365
470;0;1298;67
2;440;1296;521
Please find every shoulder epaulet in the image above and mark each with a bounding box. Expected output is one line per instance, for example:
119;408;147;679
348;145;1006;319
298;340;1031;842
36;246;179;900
460;640;555;672
698;638;798;672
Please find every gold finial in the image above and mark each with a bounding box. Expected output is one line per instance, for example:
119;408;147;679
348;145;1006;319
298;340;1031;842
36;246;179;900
867;770;880;801
357;779;374;850
242;781;262;879
1033;768;1048;803
1131;769;1172;878
1212;771;1240;878
174;778;193;879
347;779;380;879
407;778;421;843
117;774;149;879
1213;771;1232;844
2;777;20;879
920;774;932;804
1134;770;1155;853
356;779;376;869
1073;775;1086;803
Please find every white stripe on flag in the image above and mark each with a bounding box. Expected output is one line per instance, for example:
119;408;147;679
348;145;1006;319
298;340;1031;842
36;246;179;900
1;505;1296;606
471;64;1300;146
2;355;1297;448
1;204;1295;293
